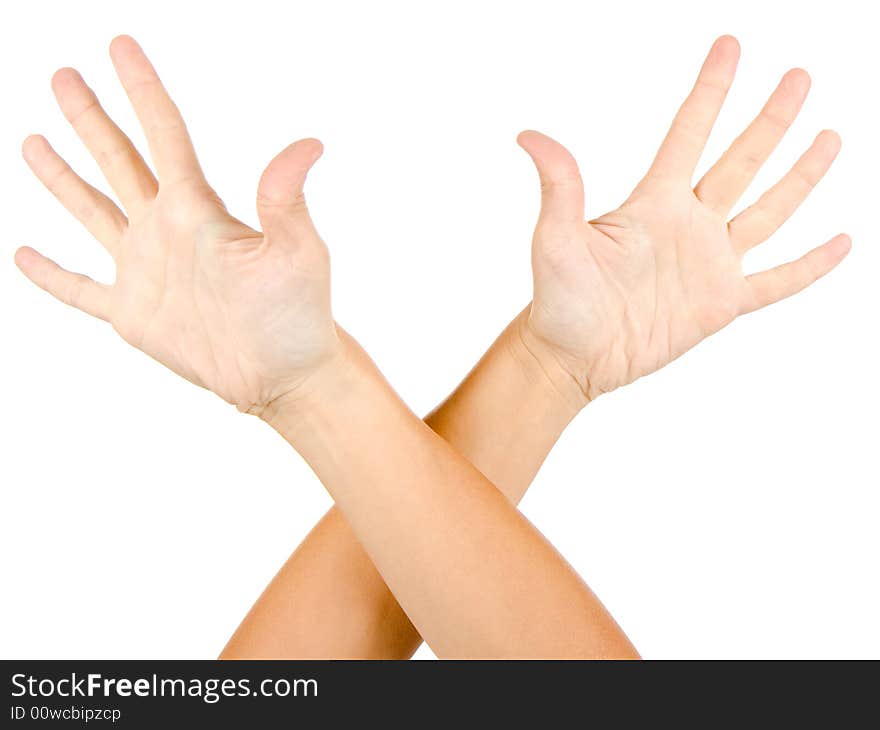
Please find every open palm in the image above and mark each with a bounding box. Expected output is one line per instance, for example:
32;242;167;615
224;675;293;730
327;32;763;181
16;36;338;414
519;36;848;402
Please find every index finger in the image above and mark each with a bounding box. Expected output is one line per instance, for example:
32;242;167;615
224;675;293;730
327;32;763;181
109;35;204;186
647;35;740;183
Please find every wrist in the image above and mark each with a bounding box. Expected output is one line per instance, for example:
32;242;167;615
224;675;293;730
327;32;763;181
257;328;367;432
506;306;590;418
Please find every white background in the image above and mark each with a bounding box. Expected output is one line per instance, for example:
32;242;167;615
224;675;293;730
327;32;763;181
1;0;877;659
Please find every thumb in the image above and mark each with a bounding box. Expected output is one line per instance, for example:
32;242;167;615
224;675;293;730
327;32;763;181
256;138;324;237
517;130;585;226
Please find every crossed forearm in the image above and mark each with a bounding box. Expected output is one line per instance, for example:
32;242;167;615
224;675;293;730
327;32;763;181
221;310;634;658
247;329;633;658
18;35;846;659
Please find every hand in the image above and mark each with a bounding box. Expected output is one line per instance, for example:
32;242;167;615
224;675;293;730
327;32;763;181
16;36;338;415
517;36;849;403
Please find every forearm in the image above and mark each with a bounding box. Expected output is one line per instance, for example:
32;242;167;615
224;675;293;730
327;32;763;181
257;331;633;658
221;507;420;658
221;310;585;659
424;307;587;500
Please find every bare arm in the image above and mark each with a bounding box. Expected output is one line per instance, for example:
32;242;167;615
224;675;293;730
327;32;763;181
18;36;845;660
222;35;847;659
257;331;634;659
16;36;635;660
221;310;589;658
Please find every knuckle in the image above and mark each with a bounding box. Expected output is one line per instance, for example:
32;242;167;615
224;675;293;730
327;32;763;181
65;278;85;308
759;109;792;133
792;167;819;190
257;191;309;215
96;140;139;171
738;151;765;175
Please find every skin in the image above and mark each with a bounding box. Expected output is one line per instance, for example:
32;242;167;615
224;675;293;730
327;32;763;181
16;36;635;659
18;44;336;414
17;36;847;658
222;36;849;659
518;39;849;403
222;312;580;658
